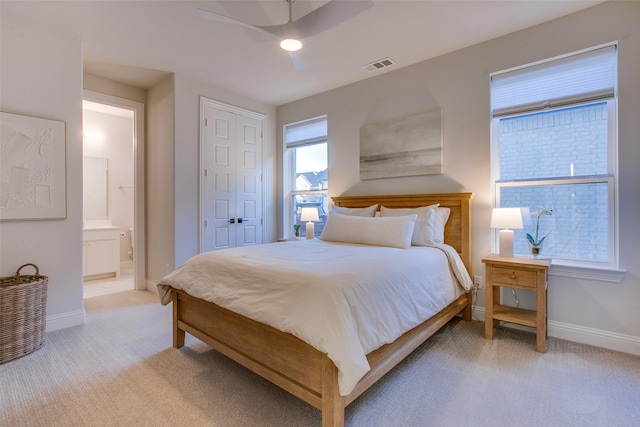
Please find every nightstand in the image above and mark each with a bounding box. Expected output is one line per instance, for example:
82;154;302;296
482;254;550;353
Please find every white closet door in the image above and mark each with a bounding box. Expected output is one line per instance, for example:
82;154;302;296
203;105;237;251
201;99;264;252
235;114;263;247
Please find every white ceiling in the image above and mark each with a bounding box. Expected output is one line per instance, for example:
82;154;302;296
4;0;606;106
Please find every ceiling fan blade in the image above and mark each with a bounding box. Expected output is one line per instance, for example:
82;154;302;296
197;8;278;40
260;0;374;40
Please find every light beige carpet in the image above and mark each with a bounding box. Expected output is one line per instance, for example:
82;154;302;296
1;290;638;427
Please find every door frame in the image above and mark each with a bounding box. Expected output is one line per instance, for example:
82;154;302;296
199;96;266;253
83;90;146;291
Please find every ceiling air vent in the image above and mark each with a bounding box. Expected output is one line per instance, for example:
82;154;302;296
361;57;396;73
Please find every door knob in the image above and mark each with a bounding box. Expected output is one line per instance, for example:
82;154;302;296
229;218;235;224
237;218;243;223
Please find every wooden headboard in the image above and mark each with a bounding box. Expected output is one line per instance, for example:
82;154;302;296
331;193;473;275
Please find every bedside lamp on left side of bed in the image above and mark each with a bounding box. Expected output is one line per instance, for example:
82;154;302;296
300;207;320;240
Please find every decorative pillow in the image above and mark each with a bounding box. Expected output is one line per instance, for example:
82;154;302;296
332;204;378;217
420;207;451;246
380;204;450;246
319;213;417;249
380;204;436;246
434;207;451;243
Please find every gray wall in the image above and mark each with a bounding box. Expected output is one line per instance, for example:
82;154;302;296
1;12;85;329
277;1;640;353
146;75;176;286
84;73;146;105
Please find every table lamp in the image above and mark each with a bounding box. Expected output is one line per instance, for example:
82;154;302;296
300;207;320;240
490;207;524;257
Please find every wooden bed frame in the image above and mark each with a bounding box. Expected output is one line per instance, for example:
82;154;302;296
171;193;473;426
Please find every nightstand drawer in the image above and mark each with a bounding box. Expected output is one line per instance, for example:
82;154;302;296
492;266;537;288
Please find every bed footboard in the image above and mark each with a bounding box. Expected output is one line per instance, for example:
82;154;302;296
171;289;470;427
171;289;328;410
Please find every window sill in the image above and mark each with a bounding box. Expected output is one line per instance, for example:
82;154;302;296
548;261;626;283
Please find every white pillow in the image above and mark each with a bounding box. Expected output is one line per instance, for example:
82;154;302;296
423;207;450;246
434;207;451;243
332;204;378;217
319;213;417;249
380;204;450;246
380;204;436;246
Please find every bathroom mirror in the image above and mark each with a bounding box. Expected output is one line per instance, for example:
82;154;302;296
83;156;108;220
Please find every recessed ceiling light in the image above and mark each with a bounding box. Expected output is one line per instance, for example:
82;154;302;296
280;39;302;52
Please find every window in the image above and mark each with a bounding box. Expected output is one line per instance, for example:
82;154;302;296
491;45;618;267
284;116;328;238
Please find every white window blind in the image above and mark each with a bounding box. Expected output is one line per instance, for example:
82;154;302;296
491;45;617;117
285;117;327;148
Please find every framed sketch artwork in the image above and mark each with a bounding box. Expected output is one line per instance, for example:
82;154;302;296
360;110;443;180
0;112;67;220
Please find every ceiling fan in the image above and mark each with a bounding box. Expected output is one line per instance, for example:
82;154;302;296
198;0;374;68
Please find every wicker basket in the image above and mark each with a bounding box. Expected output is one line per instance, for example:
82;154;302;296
0;263;48;364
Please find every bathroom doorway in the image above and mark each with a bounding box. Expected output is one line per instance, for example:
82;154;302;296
82;91;145;297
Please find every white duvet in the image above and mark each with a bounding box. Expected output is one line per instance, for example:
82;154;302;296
157;239;472;396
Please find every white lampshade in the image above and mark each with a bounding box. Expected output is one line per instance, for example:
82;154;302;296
490;207;524;257
300;207;319;222
300;207;319;240
490;208;524;229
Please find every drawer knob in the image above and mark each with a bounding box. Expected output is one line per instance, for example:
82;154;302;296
511;272;517;279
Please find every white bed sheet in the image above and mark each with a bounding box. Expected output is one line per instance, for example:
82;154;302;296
158;239;471;396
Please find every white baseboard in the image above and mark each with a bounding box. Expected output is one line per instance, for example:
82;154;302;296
548;321;640;356
472;306;640;356
46;309;86;332
45;282;157;333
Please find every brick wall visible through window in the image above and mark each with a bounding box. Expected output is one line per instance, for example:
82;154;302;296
499;103;608;180
497;103;611;262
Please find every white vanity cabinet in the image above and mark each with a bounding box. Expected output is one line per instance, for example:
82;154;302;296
83;228;120;280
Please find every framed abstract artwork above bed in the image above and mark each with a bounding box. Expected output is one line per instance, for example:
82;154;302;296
359;110;443;180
